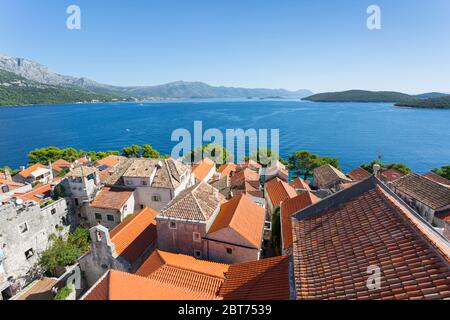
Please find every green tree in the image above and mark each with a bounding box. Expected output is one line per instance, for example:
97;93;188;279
288;150;340;180
121;144;143;158
361;160;411;175
185;144;233;165
38;227;90;276
54;285;72;300
248;148;284;167
61;148;83;162
142;144;161;159
432;165;450;180
28;146;64;164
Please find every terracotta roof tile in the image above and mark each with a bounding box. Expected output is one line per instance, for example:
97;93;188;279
15;184;52;203
280;192;320;251
392;173;450;210
230;168;259;187
84;269;220;300
314;164;352;189
208;195;266;248
192;158;216;181
423;172;450;187
219;256;290;300
289;177;311;191
158;181;225;221
291;177;450;300
96;155;121;168
265;179;297;207
380;169;404;182
109;207;158;264
136;250;229;298
51;159;71;173
217;163;237;177
90;187;134;210
235;160;262;172
18;163;45;178
347;167;371;181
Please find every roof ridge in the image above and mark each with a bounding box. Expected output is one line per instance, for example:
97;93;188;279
110;207;151;239
376;186;450;265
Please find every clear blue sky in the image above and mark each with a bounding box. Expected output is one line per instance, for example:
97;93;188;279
1;0;449;93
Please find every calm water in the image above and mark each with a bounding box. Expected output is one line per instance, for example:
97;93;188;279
0;99;449;173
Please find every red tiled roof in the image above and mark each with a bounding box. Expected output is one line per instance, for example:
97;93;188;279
15;184;52;203
219;256;290;300
230;168;259;187
423;172;450;187
235;160;262;172
280;192;320;251
265;179;297;207
347;167;371;181
291;177;450;300
0;179;25;189
51;159;71;173
96;155;121;168
392;173;450;210
217;163;237;177
18;163;45;178
90;187;134;210
136;250;229;298
109;207;158;264
380;169;404;182
83;269;221;300
289;177;311;191
208;195;266;248
192;158;216;181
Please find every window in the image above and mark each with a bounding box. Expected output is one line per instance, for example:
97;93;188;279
193;232;201;242
51;208;56;215
226;248;233;255
152;194;161;202
141;180;148;186
74;198;79;206
123;204;128;212
24;248;34;259
194;250;202;258
18;222;28;234
107;214;114;222
140;204;145;209
61;217;67;225
95;213;102;220
169;221;177;229
126;180;133;186
1;185;9;193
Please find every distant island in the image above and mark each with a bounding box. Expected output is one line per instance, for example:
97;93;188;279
302;90;450;109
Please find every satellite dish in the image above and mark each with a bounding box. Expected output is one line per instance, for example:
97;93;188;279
16;198;24;205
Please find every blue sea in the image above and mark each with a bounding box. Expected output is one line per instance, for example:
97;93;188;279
0;99;449;173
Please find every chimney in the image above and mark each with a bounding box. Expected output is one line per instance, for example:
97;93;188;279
20;166;25;171
3;169;12;181
373;163;381;176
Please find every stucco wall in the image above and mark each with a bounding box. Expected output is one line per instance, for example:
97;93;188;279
156;219;206;257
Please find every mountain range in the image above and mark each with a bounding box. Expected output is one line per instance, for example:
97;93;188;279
0;53;312;104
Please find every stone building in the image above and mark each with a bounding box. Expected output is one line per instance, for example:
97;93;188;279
86;187;135;229
205;195;266;263
79;207;158;287
156;181;225;259
313;164;352;191
0;196;70;299
13;163;53;185
390;173;450;227
104;158;194;212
